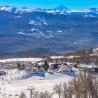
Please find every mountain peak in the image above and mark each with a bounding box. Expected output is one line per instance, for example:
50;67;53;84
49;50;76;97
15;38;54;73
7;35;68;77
90;8;98;12
54;4;69;11
0;6;17;13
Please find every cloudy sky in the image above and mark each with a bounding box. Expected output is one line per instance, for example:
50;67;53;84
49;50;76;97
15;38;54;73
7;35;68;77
0;0;98;9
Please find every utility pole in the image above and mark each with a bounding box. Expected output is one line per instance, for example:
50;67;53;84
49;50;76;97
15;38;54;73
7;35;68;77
27;86;35;98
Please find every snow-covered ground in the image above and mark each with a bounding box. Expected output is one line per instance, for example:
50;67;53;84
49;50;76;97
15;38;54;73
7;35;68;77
0;56;78;63
0;57;42;63
0;69;73;98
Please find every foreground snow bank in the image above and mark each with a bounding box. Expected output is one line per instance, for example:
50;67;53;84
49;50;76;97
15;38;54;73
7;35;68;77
0;69;73;98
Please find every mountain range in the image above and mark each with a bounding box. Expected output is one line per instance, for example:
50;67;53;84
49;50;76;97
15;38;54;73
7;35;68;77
0;5;98;56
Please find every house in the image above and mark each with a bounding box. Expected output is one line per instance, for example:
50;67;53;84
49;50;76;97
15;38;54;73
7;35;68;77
0;71;6;76
52;63;59;70
58;63;72;72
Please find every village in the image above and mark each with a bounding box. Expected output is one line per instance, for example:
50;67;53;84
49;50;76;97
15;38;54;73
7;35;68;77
0;56;76;77
0;55;98;77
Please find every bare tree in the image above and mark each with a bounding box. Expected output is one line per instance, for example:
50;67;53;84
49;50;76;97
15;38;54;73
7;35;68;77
54;83;62;98
53;71;98;98
63;82;73;98
70;71;98;98
19;92;26;98
33;91;52;98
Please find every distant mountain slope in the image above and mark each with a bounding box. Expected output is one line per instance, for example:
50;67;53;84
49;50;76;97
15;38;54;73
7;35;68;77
0;5;98;56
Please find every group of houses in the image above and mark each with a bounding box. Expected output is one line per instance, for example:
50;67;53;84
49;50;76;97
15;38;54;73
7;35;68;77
1;57;98;76
16;60;74;74
16;59;98;75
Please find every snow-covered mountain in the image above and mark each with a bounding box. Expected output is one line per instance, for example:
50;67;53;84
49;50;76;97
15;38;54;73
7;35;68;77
0;6;44;14
0;5;98;14
0;5;98;56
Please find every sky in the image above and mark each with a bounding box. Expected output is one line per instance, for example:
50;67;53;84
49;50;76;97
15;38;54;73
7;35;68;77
0;0;98;10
